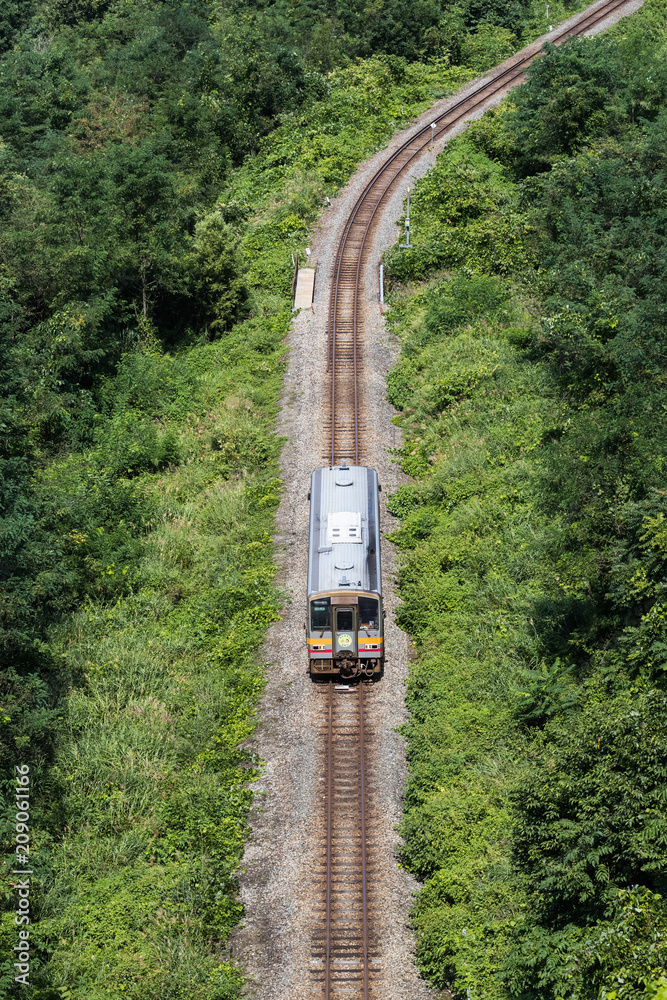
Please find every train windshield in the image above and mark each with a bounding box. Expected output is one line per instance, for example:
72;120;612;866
311;597;331;630
336;608;354;631
358;597;379;629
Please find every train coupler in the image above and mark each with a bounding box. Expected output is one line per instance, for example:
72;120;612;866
338;658;360;679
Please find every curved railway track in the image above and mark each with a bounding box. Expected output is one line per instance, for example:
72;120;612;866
325;0;636;468
314;1;640;997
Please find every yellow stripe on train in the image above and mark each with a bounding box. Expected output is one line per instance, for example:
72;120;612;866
307;640;382;649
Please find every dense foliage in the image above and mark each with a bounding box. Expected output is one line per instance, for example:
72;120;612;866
0;0;517;993
384;1;667;996
0;0;627;993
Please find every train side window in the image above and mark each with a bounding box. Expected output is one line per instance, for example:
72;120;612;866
358;597;379;629
336;608;354;632
311;597;331;630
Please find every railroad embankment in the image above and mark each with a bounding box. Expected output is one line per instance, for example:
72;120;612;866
385;0;667;996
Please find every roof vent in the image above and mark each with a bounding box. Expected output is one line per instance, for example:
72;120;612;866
327;512;362;545
334;561;354;570
336;477;353;487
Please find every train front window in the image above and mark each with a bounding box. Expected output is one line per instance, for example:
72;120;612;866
358;597;379;629
336;608;354;632
311;598;331;630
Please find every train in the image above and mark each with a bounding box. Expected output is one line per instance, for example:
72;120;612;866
306;462;384;679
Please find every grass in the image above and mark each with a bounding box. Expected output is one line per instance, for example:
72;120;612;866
383;3;667;992
385;272;562;995
8;328;285;999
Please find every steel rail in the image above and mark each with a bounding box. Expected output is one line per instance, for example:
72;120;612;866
327;0;634;468
359;684;369;1000
329;277;338;465
325;682;333;1000
320;684;371;1000
333;0;632;257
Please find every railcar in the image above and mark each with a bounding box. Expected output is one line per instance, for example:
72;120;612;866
306;462;383;679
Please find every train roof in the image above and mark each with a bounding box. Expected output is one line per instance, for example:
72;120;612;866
308;464;381;598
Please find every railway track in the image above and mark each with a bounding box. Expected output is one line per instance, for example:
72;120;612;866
313;1;640;997
324;0;636;468
311;683;379;1000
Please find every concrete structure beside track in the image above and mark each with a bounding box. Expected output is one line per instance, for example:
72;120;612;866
293;267;316;310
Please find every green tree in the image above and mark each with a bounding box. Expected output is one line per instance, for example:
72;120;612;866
509;39;627;173
190;214;249;334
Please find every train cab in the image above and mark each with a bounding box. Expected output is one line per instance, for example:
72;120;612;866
307;463;383;679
